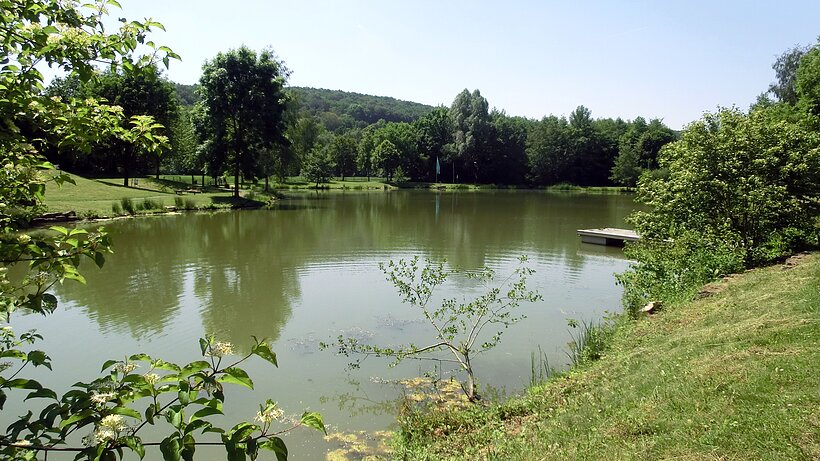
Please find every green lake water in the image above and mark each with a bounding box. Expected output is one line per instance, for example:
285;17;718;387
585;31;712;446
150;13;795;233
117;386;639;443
8;190;636;459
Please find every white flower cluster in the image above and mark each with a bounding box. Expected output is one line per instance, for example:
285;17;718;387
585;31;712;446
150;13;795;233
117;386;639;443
84;415;127;446
113;362;138;374
90;391;116;405
206;341;234;358
255;404;284;424
143;372;160;385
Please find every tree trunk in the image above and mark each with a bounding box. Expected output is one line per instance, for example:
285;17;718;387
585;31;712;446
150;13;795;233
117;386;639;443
265;176;269;192
463;351;477;402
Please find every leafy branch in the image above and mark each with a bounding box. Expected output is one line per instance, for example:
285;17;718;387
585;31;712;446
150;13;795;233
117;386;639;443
325;256;541;402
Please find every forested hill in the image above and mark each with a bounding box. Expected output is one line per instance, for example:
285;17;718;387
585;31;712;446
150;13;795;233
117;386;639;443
289;87;435;124
173;84;435;130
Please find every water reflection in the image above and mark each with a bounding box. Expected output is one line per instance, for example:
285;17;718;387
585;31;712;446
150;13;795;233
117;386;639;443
22;190;637;459
57;191;633;349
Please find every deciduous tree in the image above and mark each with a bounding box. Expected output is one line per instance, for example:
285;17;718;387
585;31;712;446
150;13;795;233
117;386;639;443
197;47;290;197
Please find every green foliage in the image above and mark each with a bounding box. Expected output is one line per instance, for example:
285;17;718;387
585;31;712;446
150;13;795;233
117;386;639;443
0;1;322;458
289;87;434;128
372;139;401;181
566;319;616;367
47;65;178;183
196;46;290;197
329;134;357;180
1;334;324;460
610;117;677;188
449;89;493;183
619;234;745;314
142;198;162;211
121;197;136;215
620;105;819;313
796;41;820;117
301;145;335;187
768;44;811;105
632;107;819;265
111;201;123;215
327;256;541;401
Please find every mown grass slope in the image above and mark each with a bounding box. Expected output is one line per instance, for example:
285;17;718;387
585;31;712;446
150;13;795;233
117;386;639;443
395;253;820;460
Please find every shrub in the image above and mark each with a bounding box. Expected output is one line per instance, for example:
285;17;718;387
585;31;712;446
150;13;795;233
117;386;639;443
618;232;745;316
120;197;135;214
111;201;122;215
184;198;197;210
174;196;184;208
142;198;162;210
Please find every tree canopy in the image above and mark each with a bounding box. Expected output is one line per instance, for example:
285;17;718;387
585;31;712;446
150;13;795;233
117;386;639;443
196;47;290;196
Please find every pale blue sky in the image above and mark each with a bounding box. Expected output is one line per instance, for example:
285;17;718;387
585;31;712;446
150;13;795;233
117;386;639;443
113;0;819;129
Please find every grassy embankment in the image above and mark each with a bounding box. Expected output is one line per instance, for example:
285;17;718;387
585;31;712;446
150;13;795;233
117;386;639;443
43;174;264;218
394;253;820;460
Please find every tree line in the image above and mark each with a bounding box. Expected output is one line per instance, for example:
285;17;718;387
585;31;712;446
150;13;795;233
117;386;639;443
45;47;677;189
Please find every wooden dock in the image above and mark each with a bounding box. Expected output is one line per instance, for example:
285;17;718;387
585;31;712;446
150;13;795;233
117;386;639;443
577;228;640;246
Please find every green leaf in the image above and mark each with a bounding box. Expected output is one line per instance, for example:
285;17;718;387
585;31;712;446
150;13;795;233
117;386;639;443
218;368;254;389
251;343;278;367
180;360;210;378
110;406;141;420
25;388;58;401
0;350;27;360
167;408;183;429
26;350;51;369
299;412;327;435
145;405;155;425
123;435;145;460
259;437;288;461
60;410;93;429
101;359;119;373
182;433;195;461
199;338;208;356
184;419;212;434
191;406;222;420
229;422;259;444
160;435;181;461
4;378;42;390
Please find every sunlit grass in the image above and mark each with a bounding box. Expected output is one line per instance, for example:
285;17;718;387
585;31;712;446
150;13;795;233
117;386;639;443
394;253;820;460
43;173;263;217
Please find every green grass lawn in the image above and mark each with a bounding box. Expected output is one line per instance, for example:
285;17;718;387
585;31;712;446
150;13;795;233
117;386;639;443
394;253;820;460
43;174;261;217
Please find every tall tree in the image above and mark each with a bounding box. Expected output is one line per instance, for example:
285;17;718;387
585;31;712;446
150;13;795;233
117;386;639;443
45;65;178;184
449;89;493;183
372;139;401;181
197;47;290;197
330;133;358;180
488;111;530;184
415;108;454;181
768;44;811;105
796;41;820;117
286;115;324;176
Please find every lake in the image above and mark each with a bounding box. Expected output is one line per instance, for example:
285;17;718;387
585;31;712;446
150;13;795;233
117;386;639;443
9;190;635;459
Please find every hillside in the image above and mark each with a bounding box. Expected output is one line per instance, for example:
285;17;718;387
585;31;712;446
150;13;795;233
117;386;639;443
172;84;435;126
395;253;820;459
289;86;435;125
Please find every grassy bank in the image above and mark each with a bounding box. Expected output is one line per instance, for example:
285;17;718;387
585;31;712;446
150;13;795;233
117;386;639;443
395;253;820;460
43;174;266;218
